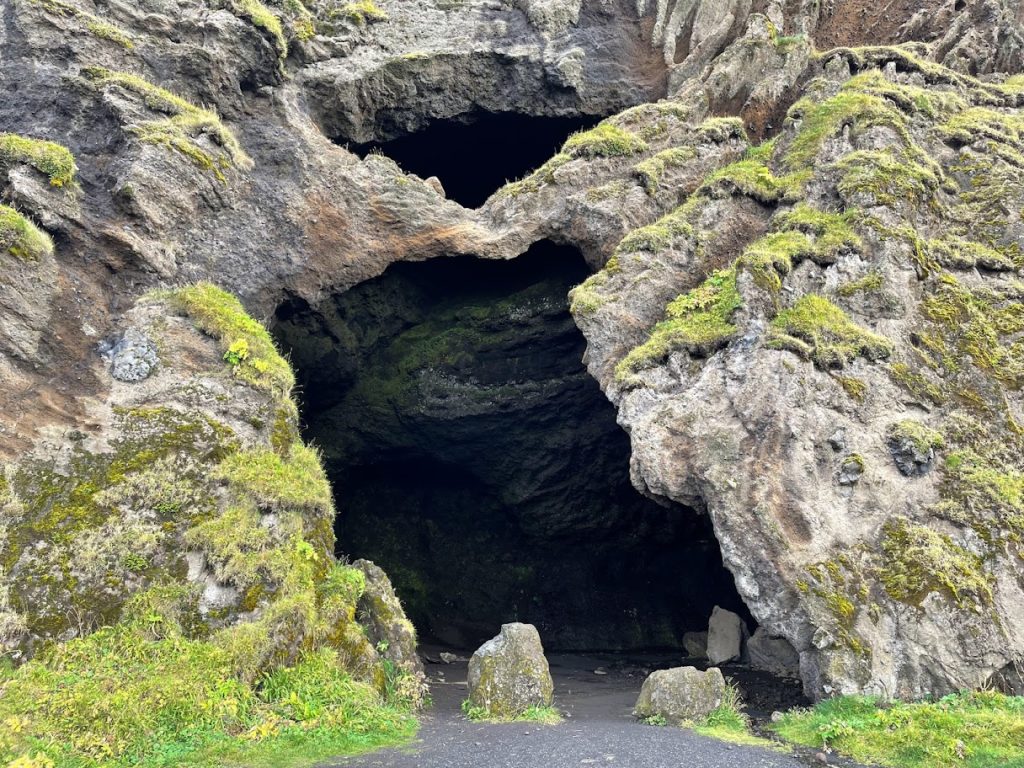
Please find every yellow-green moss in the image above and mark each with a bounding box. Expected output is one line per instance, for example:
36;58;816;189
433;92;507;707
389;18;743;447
836;148;942;208
769;294;893;369
878;517;993;609
616;266;741;378
0;133;77;187
837;272;884;297
564;123;648;159
157;282;295;396
82;68;251;181
617;200;696;254
634;147;697;195
700;157;809;203
29;0;135;49
339;0;388;24
213;443;333;515
0;205;53;261
889;420;944;453
497;153;570;197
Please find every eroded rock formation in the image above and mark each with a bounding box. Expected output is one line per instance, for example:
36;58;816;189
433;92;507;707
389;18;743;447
1;0;1023;704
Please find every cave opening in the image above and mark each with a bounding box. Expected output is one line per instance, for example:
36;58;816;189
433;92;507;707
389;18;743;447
343;112;602;208
272;242;754;652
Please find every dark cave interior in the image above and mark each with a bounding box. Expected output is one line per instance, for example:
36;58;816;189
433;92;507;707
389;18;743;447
272;243;754;652
342;112;601;208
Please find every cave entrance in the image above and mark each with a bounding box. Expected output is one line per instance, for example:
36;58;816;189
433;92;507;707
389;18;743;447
344;112;601;208
272;242;753;652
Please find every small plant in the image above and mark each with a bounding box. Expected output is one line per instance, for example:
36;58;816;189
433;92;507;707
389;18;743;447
460;699;562;724
0;205;54;261
0;133;77;186
641;713;668;726
224;338;251;366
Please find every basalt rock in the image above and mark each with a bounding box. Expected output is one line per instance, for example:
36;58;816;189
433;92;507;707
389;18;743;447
467;623;554;718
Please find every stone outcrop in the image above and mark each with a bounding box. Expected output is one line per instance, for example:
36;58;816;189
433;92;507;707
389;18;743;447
467;623;554;718
633;666;727;722
0;0;1023;706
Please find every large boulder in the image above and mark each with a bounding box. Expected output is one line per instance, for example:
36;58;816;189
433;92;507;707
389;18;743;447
707;606;747;665
747;628;801;678
633;666;727;723
467;623;554;718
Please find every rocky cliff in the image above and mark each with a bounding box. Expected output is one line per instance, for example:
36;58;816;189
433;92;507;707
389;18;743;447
1;0;1023;704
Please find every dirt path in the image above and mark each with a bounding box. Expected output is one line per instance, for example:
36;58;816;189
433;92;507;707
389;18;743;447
325;652;866;768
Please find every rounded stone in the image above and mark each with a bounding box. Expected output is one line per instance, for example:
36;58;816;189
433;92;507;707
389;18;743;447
467;622;554;718
633;666;727;722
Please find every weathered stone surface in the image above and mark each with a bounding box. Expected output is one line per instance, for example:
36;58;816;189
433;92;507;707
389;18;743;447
748;628;801;678
467;623;554;718
707;606;746;665
107;329;160;382
633;666;726;722
683;631;708;659
354;559;425;680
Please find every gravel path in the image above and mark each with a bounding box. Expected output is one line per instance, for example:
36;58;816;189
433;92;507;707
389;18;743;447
326;652;852;768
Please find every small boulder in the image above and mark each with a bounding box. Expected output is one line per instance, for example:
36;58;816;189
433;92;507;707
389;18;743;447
467;623;553;718
747;627;800;678
888;420;943;477
108;328;159;382
633;666;726;722
353;559;424;679
682;631;708;659
707;606;746;665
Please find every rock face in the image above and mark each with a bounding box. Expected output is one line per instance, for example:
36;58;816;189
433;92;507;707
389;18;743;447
707;606;746;665
633;666;726;722
467;623;554;717
1;0;1023;706
748;628;801;679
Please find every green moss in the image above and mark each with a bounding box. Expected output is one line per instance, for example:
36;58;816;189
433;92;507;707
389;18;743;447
158;282;295;396
738;230;814;292
563;123;648;159
497;153;570;197
879;517;992;609
616;201;695;254
233;0;287;57
0;205;53;261
889;420;944;454
340;0;388;24
769;294;893;369
694;117;747;144
773;204;862;261
29;0;135;49
634;147;697;195
835;375;867;402
837;272;884;297
82;68;250;181
700;157;810;203
928;236;1017;271
213;443;333;515
462;699;562;724
0;133;77;187
836;148;942;208
616;267;741;378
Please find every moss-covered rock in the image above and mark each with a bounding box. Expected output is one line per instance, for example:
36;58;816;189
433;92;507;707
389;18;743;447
467;623;553;719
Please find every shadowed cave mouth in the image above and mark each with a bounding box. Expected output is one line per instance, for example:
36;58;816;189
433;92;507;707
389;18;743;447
272;242;755;653
342;112;602;208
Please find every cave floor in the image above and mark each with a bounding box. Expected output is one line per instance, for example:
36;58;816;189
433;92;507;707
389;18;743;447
325;651;868;768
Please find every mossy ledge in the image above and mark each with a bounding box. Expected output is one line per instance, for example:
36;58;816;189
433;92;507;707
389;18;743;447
0;204;54;261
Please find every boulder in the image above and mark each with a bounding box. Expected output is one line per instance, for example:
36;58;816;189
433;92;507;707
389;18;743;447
747;628;800;678
682;631;708;659
354;559;425;680
467;623;554;718
633;666;727;722
707;606;746;665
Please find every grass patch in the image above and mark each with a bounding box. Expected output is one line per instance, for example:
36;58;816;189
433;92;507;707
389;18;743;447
82;68;250;181
773;691;1024;767
29;0;135;49
616;266;741;378
233;0;287;57
158;282;294;396
340;0;388;25
460;700;562;724
0;204;53;261
564;123;648;159
0;133;77;186
213;443;333;514
0;626;415;768
768;294;893;369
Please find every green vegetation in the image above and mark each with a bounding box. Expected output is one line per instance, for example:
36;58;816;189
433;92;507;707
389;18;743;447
837;271;884;297
564;123;648;159
0;133;77;187
769;294;893;369
233;0;287;57
461;700;562;724
213;444;333;514
692;685;785;750
773;691;1024;767
159;282;295;395
497;153;570;197
340;0;388;24
616;267;741;378
0;205;53;261
836;148;942;208
82;68;251;181
616;200;695;254
739;231;814;293
889;420;944;454
29;0;135;49
0;622;415;768
635;147;696;195
878;517;993;609
700;157;809;203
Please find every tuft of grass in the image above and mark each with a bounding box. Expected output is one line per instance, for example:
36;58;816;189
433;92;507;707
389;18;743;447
773;691;1024;767
340;0;388;24
460;699;562;724
768;294;893;370
29;0;135;49
82;68;251;181
233;0;287;57
157;282;294;396
690;682;787;751
213;443;333;514
0;204;54;261
616;266;741;378
0;133;77;187
564;123;648;159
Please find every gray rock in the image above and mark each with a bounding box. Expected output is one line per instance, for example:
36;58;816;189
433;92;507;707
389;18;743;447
747;628;800;678
633;666;727;722
354;559;425;680
683;630;708;659
467;623;554;718
109;329;159;382
707;606;745;666
827;429;847;452
837;455;864;486
888;436;935;477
